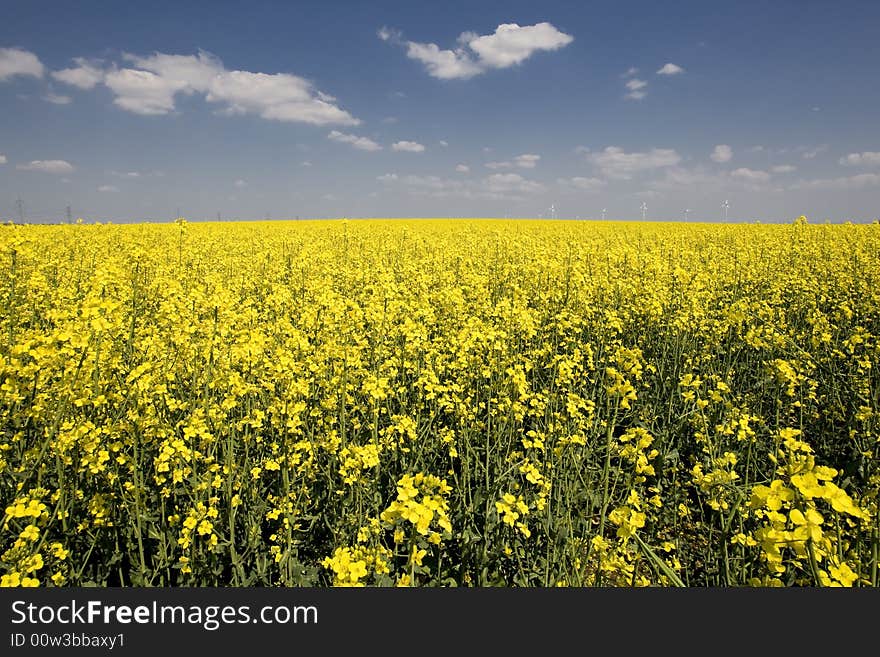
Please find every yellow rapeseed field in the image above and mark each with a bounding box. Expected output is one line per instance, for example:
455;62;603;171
1;217;878;587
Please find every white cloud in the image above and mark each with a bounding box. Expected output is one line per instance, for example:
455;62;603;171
839;151;880;167
381;116;398;124
557;176;606;192
731;167;771;182
234;179;247;188
97;185;119;193
104;68;185;115
800;145;827;159
484;173;545;195
514;153;540;168
391;22;573;80
486;154;540;170
710;144;732;163
377;26;402;43
51;58;105;89
647;166;725;192
328;130;382;151
301;160;313;167
790;173;880;191
0;48;44;81
125;51;223;93
466;22;574;68
205;70;359;125
455;164;469;173
587;146;681;179
392;140;425;152
60;49;358;125
16;159;74;174
771;164;796;174
404;41;483;80
379;170;544;200
109;170;141;178
622;67;639;77
657;63;685;75
0;154;6;164
43;92;72;105
439;140;448;147
624;78;648;100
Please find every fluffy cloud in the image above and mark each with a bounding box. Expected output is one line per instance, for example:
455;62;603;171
97;185;119;193
51;58;105;89
710;144;732;163
557;176;606;192
790;173;880;190
466;22;574;68
378;170;544;200
455;164;470;173
485;154;541;169
587;146;681;179
800;145;827;159
104;68;183;115
624;78;647;100
0;154;6;164
55;49;359;125
388;22;573;80
647;166;725;192
404;41;483;80
43;93;72;105
770;164;797;174
513;153;540;168
0;48;44;81
234;179;247;188
328;130;382;151
484;173;545;195
125;51;222;92
657;63;685;75
731;167;771;182
839;151;880;167
391;140;425;152
16;160;74;173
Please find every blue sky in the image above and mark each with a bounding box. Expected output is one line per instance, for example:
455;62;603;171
1;0;879;222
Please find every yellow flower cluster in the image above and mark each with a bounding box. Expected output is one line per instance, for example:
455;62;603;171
0;217;878;586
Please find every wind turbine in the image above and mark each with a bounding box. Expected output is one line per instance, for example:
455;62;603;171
684;208;691;221
550;203;557;220
722;199;730;221
601;208;607;221
640;201;647;221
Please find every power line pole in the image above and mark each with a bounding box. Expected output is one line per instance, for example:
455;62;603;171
66;205;72;224
16;197;25;223
217;212;221;222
